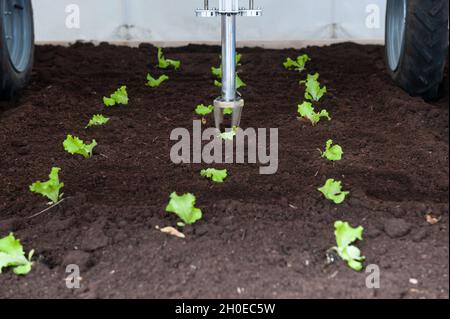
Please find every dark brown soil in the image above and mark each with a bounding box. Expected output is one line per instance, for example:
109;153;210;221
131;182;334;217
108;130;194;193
0;42;448;299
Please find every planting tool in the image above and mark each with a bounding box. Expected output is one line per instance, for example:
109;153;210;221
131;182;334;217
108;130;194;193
196;0;262;129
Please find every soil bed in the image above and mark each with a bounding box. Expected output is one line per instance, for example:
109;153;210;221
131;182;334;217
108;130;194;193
0;43;448;299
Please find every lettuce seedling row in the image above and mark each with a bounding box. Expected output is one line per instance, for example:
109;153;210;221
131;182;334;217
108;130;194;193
0;43;448;299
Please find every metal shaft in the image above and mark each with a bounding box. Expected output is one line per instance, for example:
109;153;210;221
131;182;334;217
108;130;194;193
221;14;237;102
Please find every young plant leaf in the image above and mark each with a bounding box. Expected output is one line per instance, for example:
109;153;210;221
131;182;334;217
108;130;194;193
213;75;246;89
212;56;246;89
63;135;97;159
283;54;311;72
103;86;129;107
86;114;110;129
0;233;34;275
223;108;233;115
195;104;214;116
146;74;169;88
165;192;202;225
321;139;343;161
332;221;365;271
212;53;242;78
157;47;181;70
301;73;327;101
29;167;64;204
235;53;242;65
236;74;246;89
211;66;222;78
297;101;331;125
318;179;349;204
200;168;228;183
218;127;238;141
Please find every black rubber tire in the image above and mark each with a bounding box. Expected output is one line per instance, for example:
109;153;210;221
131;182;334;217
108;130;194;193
0;0;34;100
385;0;449;101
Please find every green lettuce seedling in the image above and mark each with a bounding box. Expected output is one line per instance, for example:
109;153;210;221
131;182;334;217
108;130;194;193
29;167;64;204
213;75;246;89
86;114;110;129
146;73;169;88
166;192;202;225
318;179;349;204
332;221;365;271
235;53;242;65
212;54;241;76
0;233;34;276
218;127;238;140
211;66;222;78
321;139;343;161
195;104;214;116
301;73;327;101
283;54;311;72
201;168;228;183
223;108;233;115
298;102;331;125
157;47;181;70
63;135;97;159
212;55;246;90
103;86;129;107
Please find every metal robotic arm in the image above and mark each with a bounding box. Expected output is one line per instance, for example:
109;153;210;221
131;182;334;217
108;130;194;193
196;0;262;129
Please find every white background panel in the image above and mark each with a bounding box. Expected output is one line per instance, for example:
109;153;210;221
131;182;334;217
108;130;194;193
32;0;387;43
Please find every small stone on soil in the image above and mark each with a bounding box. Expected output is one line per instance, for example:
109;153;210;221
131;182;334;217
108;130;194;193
383;218;412;238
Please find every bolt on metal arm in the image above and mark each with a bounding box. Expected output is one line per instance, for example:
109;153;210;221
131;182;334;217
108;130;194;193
196;0;262;129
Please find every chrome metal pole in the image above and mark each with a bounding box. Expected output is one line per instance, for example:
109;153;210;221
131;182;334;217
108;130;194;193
221;14;237;102
196;0;262;129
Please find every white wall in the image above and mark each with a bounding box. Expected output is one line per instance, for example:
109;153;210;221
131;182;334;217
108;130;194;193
32;0;387;44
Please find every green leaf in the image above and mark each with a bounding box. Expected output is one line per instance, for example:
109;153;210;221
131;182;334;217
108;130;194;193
146;73;169;88
165;192;202;225
213;75;246;89
235;53;242;65
0;233;34;275
333;221;365;271
218;127;238;140
103;86;129;107
86;114;110;129
200;168;228;183
223;108;233;115
283;54;311;72
334;221;363;248
318;179;349;204
212;54;242;78
297;102;331;125
236;74;246;89
195;104;214;116
29;167;64;204
322;139;343;161
301;73;327;101
157;47;181;70
63;135;97;159
212;55;245;89
211;66;222;78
